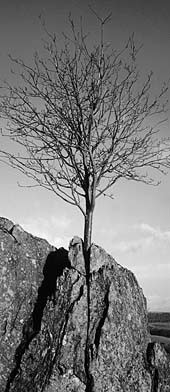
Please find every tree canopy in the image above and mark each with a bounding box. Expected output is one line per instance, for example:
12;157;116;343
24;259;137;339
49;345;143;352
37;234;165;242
0;16;170;250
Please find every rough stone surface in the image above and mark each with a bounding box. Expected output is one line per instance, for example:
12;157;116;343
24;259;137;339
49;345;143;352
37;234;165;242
0;219;170;391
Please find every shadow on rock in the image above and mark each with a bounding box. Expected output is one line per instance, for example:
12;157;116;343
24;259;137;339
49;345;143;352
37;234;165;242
5;248;70;392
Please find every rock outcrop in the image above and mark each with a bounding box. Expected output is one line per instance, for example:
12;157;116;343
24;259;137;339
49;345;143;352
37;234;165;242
0;217;170;391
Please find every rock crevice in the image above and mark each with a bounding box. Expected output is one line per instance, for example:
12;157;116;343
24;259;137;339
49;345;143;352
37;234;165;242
94;285;110;358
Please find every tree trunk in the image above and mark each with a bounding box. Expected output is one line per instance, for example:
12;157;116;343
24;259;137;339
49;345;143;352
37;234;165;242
83;208;94;253
83;206;95;391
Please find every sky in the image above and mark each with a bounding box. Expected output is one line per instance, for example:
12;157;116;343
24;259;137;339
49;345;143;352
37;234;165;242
0;0;170;311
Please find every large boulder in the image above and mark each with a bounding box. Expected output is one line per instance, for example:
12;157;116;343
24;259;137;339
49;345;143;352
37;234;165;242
0;217;169;391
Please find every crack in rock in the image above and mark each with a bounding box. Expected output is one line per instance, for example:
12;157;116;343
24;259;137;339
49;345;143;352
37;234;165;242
57;284;84;374
94;286;110;358
0;224;19;243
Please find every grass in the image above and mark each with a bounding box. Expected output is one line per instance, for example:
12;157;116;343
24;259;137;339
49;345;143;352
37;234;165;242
148;312;170;323
148;312;170;355
149;324;170;338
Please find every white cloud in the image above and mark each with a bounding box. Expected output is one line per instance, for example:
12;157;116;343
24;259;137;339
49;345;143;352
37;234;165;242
112;237;152;253
139;223;170;241
131;262;170;280
111;223;170;256
20;215;71;248
48;216;71;230
139;223;158;235
50;236;71;249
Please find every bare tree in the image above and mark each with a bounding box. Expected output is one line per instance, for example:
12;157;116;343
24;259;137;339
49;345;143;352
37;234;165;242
1;15;170;391
0;15;170;256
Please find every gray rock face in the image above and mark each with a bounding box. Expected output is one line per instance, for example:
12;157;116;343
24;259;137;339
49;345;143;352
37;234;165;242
0;217;169;391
